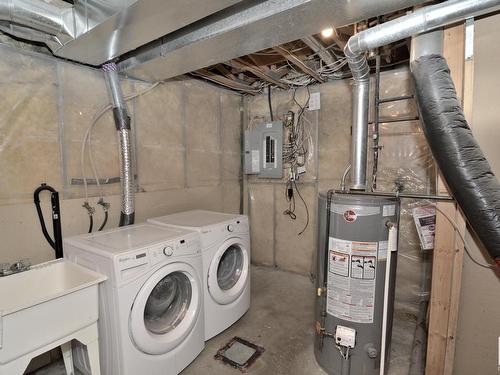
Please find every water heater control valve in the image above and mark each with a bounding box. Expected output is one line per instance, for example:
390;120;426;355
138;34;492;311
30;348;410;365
335;325;356;349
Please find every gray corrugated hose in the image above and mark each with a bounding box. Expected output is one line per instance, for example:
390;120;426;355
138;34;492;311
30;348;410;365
102;62;135;226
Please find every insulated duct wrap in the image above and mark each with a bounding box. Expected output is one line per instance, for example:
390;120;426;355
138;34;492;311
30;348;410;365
411;54;500;263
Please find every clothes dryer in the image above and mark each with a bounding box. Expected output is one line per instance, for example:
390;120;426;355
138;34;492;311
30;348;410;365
148;210;250;340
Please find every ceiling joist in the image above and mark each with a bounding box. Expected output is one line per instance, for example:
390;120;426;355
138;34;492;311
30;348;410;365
273;46;325;83
231;58;288;89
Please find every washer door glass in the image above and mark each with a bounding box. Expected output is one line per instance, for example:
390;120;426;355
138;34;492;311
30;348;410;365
217;245;243;291
144;271;192;335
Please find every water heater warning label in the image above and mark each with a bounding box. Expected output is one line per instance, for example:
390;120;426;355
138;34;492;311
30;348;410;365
327;237;378;323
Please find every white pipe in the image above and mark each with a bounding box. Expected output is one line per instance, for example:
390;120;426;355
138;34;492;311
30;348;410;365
380;224;398;375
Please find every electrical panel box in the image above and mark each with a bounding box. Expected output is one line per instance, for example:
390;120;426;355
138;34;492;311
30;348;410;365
244;121;283;178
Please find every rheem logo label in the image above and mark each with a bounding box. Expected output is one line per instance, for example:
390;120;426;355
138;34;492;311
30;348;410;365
343;210;357;223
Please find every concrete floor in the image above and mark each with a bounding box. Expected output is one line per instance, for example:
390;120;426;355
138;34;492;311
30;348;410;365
32;266;416;375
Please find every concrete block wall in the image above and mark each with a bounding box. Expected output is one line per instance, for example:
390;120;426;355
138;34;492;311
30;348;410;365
0;44;242;266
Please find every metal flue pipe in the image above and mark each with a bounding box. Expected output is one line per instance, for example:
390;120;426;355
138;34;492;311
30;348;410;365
102;62;135;226
344;0;500;190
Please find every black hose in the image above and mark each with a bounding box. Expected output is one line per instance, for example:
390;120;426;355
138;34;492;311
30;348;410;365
412;55;500;266
268;87;274;122
120;212;135;227
98;210;109;231
33;183;63;258
34;201;55;249
88;214;94;233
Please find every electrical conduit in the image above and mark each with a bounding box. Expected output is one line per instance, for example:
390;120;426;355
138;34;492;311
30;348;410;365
102;62;135;226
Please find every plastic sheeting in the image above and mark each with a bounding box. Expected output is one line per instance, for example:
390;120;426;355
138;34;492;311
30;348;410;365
368;68;436;311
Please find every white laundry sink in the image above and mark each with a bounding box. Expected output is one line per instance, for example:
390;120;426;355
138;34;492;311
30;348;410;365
0;258;106;368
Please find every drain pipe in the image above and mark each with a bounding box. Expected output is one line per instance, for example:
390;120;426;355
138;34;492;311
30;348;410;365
102;62;135;226
344;0;500;190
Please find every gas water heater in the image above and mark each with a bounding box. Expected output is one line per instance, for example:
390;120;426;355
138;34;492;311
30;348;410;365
315;192;399;375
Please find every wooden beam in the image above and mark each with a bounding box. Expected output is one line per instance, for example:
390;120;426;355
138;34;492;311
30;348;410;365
231;58;288;89
194;69;258;95
426;23;467;375
214;64;237;80
272;46;325;83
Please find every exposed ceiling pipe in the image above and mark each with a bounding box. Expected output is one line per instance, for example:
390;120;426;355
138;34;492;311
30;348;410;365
344;0;500;190
0;0;78;50
102;62;135;227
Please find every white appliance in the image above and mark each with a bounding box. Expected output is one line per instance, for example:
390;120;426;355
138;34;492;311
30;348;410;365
63;223;204;375
147;210;250;340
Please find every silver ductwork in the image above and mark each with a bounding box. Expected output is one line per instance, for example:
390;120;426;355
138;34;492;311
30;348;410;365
119;0;429;81
345;0;500;190
102;62;135;226
0;0;243;65
0;0;78;50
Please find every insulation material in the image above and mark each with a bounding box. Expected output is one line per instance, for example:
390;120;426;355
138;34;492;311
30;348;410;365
367;68;436;312
0;47;61;205
412;54;500;262
61;61;132;200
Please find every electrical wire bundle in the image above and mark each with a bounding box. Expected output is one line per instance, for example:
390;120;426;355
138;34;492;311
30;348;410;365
80;81;161;232
280;88;311;235
282;88;312;171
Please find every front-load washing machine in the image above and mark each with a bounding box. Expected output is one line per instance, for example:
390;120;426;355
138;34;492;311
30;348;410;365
147;210;250;340
63;223;204;375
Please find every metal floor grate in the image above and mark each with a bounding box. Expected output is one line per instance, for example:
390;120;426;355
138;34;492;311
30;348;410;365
214;337;265;372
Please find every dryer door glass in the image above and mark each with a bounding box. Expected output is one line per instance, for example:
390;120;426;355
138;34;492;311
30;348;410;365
144;272;192;335
217;245;244;290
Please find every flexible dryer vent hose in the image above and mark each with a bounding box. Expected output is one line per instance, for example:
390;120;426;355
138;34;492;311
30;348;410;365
102;62;135;227
411;54;500;266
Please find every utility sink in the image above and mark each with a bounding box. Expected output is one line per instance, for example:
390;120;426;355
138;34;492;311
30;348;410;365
0;259;106;373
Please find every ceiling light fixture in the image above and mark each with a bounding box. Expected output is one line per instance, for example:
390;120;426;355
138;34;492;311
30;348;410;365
321;27;334;38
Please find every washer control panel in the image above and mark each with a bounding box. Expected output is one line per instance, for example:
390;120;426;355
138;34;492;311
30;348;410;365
223;218;248;235
148;232;200;266
162;246;174;257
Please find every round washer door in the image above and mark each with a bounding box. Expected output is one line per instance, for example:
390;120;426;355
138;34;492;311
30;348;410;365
129;262;201;355
208;237;249;305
